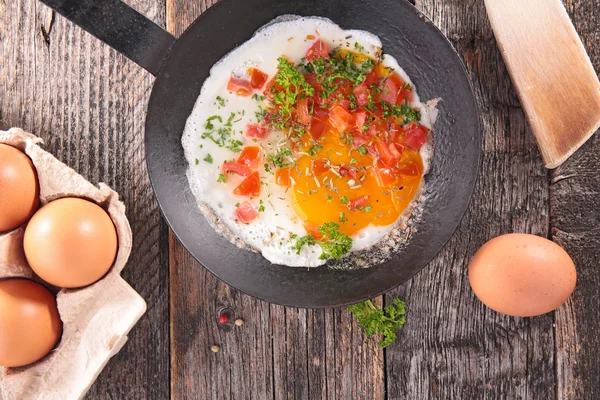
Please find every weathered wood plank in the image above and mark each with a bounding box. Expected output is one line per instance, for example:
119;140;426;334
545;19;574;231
552;2;600;399
166;1;384;399
0;1;171;398
384;0;556;398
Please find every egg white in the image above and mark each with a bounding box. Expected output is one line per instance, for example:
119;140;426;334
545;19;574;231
182;16;432;267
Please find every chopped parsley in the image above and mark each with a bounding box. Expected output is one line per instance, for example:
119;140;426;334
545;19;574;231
357;145;367;156
215;96;226;108
205;115;222;130
292;222;352;260
252;93;265;102
340;196;349;205
326;194;333;203
307;144;324;156
203;154;213;163
194;158;199;165
268;148;293;168
217;173;227;183
354;42;366;53
226;139;244;153
339;212;347;223
258;200;265;212
348;298;406;348
350;158;357;165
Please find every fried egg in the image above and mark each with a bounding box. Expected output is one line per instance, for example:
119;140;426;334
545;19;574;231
182;16;434;267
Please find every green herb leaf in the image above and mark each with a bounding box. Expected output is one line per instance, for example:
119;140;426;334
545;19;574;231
339;212;347;223
340;196;349;205
348;299;406;348
217;173;227;183
268;148;293;168
307;144;324;156
203;154;213;163
357;145;367;156
293;222;352;260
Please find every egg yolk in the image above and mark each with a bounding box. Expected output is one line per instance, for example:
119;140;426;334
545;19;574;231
288;126;423;237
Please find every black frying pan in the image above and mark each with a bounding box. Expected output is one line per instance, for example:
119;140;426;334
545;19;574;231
39;0;481;308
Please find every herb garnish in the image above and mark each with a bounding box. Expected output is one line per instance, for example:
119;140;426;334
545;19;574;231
292;222;352;260
357;145;367;156
217;173;227;183
203;154;213;163
268;148;293;168
307;144;324;156
348;299;406;348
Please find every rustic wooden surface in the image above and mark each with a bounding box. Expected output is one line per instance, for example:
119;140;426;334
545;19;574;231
1;0;598;399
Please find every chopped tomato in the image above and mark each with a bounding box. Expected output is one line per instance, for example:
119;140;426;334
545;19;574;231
353;111;366;130
313;108;329;122
388;142;403;160
310;119;329;141
235;201;259;224
222;162;251;177
237;146;262;169
275;168;291;186
388;123;405;142
393;142;406;156
363;124;376;137
402;123;428;151
353;83;369;108
348;195;369;211
305;40;329;62
249;67;269;90
397;162;421;176
373;163;397;187
352;133;369;148
374;138;400;167
329;105;354;133
297;97;312;125
336;99;351;111
364;69;379;86
388;73;413;104
263;76;284;100
379;78;398;104
311;159;329;175
303;223;324;240
338;165;357;180
227;76;253;97
233;171;261;197
245;123;267;139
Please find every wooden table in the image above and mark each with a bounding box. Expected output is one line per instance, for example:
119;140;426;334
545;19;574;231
1;0;598;398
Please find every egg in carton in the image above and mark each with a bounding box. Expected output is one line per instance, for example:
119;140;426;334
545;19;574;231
0;128;146;400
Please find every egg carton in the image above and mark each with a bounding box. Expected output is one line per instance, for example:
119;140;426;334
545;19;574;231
0;128;146;400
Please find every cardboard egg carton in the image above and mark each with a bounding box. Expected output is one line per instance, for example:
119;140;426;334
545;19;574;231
0;128;146;400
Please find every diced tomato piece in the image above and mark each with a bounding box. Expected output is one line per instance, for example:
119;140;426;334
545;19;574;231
364;70;379;87
235;201;259;224
393;143;405;156
263;76;284;100
313;108;329;122
387;73;413;104
397;162;421;176
373;163;397;187
303;223;324;240
366;145;378;158
227;76;253;97
233;171;261;197
237;146;262;169
245;123;267;139
297;97;312;125
388;142;403;160
353;111;366;130
275;168;291;186
402;122;428;151
374;139;400;167
305;40;330;62
222;162;251;177
388;123;405;142
352;133;369;148
311;159;329;175
348;195;369;211
329;105;354;133
353;83;369;108
248;67;268;90
379;78;398;104
310;119;329;141
337;99;351;111
338;165;357;180
363;124;376;137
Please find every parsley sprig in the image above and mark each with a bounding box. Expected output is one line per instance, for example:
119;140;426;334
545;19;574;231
348;298;406;348
293;222;352;260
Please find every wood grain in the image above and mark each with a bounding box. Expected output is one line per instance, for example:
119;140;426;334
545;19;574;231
0;0;170;398
2;0;598;399
551;2;600;399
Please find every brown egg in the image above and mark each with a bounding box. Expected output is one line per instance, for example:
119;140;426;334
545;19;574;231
0;144;40;232
24;198;118;288
0;279;63;367
468;233;576;317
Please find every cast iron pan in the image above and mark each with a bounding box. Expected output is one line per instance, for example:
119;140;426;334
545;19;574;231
40;0;481;308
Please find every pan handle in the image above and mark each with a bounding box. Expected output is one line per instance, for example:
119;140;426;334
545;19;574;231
38;0;176;76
